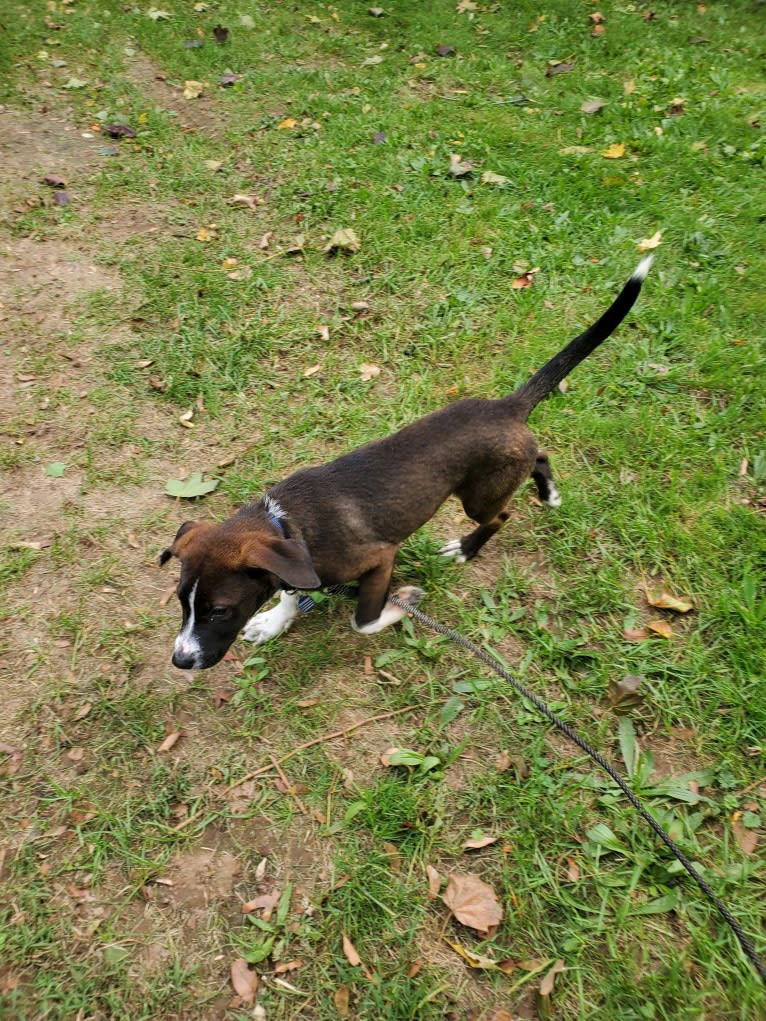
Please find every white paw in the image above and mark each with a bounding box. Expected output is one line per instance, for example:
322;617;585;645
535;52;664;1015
545;486;562;508
353;586;425;635
242;592;299;645
439;538;467;564
394;585;425;608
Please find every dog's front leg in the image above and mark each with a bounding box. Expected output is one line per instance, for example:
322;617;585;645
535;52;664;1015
243;589;300;645
352;558;424;635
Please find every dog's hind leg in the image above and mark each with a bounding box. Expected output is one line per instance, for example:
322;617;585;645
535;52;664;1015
440;512;510;563
531;451;561;508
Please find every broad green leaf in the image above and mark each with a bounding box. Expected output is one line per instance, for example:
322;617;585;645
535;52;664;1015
439;697;464;728
586;823;629;855
164;472;219;499
618;716;638;779
452;678;494;694
387;748;427;767
630;890;680;916
45;462;67;477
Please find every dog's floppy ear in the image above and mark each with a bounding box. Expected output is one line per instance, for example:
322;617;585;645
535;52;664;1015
242;537;321;590
159;520;211;565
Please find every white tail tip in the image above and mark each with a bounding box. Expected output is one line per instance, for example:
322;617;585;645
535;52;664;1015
632;254;655;281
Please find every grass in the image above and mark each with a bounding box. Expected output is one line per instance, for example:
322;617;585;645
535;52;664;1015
1;0;765;1018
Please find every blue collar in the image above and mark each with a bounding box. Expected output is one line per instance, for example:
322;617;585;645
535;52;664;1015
268;513;286;536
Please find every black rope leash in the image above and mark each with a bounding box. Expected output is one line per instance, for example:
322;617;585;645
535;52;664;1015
389;594;766;983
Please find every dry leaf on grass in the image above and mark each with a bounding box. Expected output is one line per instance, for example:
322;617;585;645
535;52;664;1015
601;142;626;159
342;933;362;967
546;60;575;76
480;170;510;186
228;193;262;210
231;958;258;1004
646;619;674;639
426;863;442;898
462;834;498;850
324;227;361;254
242;891;280;918
732;814;759;855
157;730;182;753
360;362;381;382
607;674;646;712
637;230;663;252
448;153;473;177
273;959;303;974
644;585;694;613
581;97;606;114
623;626;650;642
442;872;503;935
183;80;206;99
539;957;566;997
334;985;350;1016
444;939;505;971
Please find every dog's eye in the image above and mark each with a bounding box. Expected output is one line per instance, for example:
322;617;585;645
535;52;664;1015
210;606;231;620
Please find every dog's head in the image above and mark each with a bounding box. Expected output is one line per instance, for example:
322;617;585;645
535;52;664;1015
160;519;320;670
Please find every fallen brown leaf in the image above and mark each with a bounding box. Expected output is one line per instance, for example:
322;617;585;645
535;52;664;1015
448;153;473;177
157;730;182;753
242;890;280;918
360;362;381;382
546;60;575;76
644;585;694;613
637;230;663;253
581;98;606;114
230;958;258;1004
442;872;503;935
183;80;206;99
342;933;362;967
426;863;441;898
273;959;303;974
539;957;566;997
382;841;401;872
607;674;646;713
647;619;674;639
623;626;650;642
334;985;350;1017
324;227;361;254
732;814;759;855
462;835;498;851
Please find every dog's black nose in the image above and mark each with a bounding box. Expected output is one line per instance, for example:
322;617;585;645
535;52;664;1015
172;651;197;670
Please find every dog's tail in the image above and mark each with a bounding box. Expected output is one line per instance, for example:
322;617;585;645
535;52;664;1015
512;255;653;419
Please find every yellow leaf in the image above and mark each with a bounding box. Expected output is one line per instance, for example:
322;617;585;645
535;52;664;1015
183;80;206;99
324;227;361;254
647;619;674;639
444;939;501;970
644;585;694;613
278;117;297;129
637;230;663;252
196;225;218;242
601;142;626;159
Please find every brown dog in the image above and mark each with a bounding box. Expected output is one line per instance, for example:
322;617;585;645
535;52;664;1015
162;257;652;669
